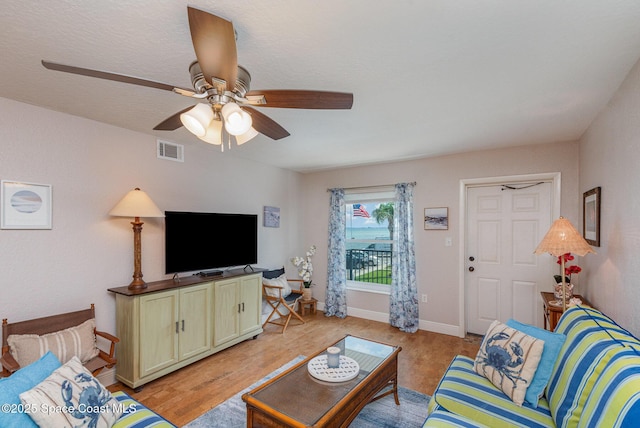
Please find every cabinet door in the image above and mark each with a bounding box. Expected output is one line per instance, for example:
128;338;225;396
140;290;179;377
179;283;212;360
239;274;261;335
213;278;240;347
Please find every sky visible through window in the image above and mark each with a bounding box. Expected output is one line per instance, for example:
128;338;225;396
346;202;391;250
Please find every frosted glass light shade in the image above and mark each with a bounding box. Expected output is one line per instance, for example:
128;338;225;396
180;104;214;137
109;188;164;218
221;103;252;135
198;119;223;145
236;127;259;145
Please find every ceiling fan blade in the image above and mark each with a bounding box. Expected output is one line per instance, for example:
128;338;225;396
245;90;354;109
243;107;290;140
153;106;194;131
188;7;237;91
42;60;192;93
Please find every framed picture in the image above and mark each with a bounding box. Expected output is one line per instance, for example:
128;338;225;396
424;207;448;230
263;206;280;228
1;180;52;229
583;187;600;246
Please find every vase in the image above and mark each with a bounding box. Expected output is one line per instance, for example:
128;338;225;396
302;287;312;300
554;283;574;301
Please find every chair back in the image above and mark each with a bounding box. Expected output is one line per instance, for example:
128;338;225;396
2;305;95;356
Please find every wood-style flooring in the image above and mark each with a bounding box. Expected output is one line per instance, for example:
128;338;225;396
108;311;481;426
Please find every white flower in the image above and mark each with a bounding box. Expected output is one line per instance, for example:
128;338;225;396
291;245;316;286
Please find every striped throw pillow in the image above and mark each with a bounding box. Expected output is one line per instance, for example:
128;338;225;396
8;318;99;367
474;320;545;406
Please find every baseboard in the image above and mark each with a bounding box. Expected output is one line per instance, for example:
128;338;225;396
335;302;460;337
96;366;117;387
418;319;462;337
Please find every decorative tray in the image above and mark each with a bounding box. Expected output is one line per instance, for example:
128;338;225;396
307;355;360;382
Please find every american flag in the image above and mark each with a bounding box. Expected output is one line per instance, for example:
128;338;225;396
353;204;370;218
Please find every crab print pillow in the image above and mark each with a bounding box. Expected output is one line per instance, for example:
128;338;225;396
473;320;545;406
19;356;123;428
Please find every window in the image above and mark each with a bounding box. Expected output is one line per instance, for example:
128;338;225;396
344;191;395;293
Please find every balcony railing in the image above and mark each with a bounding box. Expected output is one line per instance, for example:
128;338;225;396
346;249;392;284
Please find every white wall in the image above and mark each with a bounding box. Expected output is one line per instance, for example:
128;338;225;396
579;57;640;335
0;97;302;335
301;142;580;332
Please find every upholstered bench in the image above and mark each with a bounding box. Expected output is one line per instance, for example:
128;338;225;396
1;304;118;376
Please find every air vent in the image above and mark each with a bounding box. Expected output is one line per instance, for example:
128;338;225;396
157;139;184;162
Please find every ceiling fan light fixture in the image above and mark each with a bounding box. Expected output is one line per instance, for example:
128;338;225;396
180;103;214;137
221;103;252;136
198;118;223;145
236;127;259;146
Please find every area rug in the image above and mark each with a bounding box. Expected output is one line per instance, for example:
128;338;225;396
184;356;430;428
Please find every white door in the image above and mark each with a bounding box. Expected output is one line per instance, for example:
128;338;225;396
466;182;554;335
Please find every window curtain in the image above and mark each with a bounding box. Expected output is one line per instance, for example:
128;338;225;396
325;188;347;318
390;182;418;332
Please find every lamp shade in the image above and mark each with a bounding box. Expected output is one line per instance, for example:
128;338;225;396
109;188;164;218
221;103;252;136
534;217;595;256
198;119;223;145
236;127;259;145
180;103;214;137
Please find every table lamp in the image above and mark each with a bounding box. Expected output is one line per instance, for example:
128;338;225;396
534;216;595;311
110;188;164;290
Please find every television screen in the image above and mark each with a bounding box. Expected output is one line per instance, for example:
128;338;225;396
165;211;258;274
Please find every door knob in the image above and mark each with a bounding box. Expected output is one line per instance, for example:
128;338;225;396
468;266;475;272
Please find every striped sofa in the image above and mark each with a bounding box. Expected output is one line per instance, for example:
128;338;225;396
423;306;640;427
112;391;176;427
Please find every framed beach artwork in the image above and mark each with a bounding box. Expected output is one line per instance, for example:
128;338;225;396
583;187;600;246
1;180;52;229
263;206;280;228
424;207;448;230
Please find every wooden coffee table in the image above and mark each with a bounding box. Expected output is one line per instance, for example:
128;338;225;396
242;335;401;427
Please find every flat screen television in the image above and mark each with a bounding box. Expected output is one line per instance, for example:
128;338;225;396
164;211;258;274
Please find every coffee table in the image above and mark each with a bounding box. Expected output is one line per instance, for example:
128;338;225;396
242;335;401;427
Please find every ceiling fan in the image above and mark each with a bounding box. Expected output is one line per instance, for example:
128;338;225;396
41;6;353;147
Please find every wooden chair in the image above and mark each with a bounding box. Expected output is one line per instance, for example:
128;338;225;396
1;304;119;376
263;278;306;333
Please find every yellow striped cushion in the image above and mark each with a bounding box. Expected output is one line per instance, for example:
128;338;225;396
431;356;554;427
548;306;640;427
112;391;177;427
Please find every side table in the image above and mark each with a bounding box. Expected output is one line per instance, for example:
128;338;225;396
298;297;318;316
541;291;593;331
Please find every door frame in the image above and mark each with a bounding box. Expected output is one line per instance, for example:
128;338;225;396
457;172;561;337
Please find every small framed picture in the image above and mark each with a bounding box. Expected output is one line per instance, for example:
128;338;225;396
424;207;448;230
583;187;600;246
1;180;52;229
263;206;280;228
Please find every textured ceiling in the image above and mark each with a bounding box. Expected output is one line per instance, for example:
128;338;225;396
2;1;640;172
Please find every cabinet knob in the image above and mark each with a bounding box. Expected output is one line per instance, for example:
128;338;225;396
468;266;475;272
469;256;475;261
175;321;179;334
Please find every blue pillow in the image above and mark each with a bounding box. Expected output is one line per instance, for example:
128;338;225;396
0;351;61;428
506;319;566;408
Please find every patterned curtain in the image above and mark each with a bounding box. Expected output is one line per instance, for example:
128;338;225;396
325;188;347;318
390;182;419;332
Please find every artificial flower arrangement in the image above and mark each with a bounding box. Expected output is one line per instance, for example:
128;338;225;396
291;245;317;288
554;253;582;284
